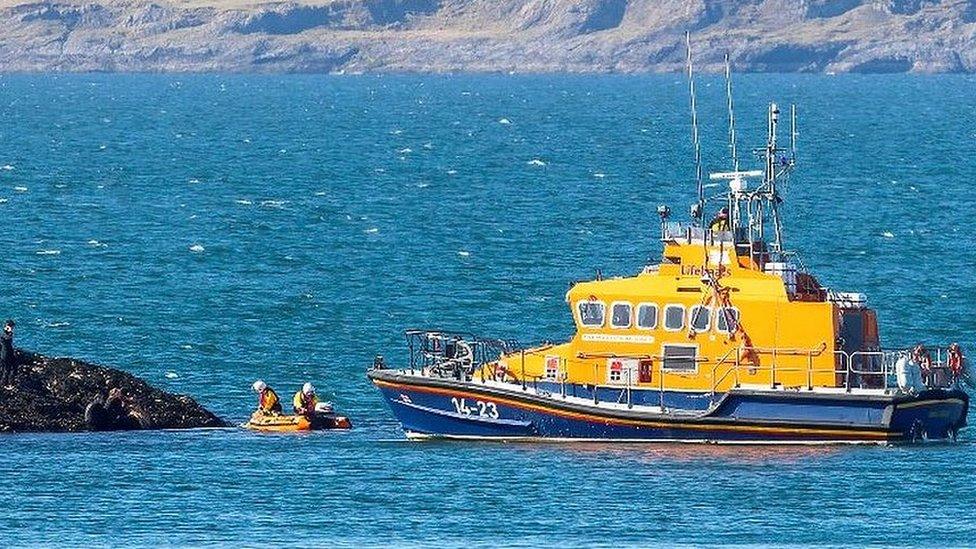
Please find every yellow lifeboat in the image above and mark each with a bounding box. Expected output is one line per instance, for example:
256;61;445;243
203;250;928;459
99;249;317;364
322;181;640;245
367;40;970;443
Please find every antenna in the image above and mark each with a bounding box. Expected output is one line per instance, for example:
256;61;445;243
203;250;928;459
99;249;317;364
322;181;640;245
724;52;739;173
790;104;797;164
685;31;704;225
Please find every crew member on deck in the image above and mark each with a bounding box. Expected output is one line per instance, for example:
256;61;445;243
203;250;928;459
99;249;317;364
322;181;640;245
911;344;933;387
1;320;16;387
293;383;319;418
708;207;730;232
948;343;965;381
252;380;282;415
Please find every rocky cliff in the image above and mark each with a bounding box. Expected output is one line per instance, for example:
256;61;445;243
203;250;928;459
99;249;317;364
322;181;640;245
0;0;973;73
0;352;226;432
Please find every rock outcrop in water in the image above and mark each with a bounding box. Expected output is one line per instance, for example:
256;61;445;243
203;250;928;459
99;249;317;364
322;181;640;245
0;352;226;433
1;0;975;73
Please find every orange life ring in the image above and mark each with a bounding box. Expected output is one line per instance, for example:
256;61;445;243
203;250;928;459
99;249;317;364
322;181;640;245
494;363;516;382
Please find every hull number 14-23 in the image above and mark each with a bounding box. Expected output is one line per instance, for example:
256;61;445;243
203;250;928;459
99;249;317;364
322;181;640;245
451;397;499;419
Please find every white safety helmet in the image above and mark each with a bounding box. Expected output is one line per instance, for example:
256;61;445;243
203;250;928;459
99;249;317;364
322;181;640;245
302;382;315;395
252;380;267;393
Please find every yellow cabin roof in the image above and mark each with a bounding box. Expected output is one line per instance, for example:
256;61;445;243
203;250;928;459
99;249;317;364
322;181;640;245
567;238;791;305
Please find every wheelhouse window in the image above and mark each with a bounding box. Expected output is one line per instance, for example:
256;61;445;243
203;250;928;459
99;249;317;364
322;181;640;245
577;300;605;328
690;305;711;332
610;302;632;329
662;345;697;372
716;307;740;333
663;305;685;331
636;303;658;330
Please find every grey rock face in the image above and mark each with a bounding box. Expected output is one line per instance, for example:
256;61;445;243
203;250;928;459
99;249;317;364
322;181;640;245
0;0;974;72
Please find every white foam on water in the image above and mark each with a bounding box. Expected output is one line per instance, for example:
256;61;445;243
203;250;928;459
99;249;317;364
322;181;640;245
881;231;895;238
165;372;179;379
1;165;13;170
243;138;251;144
87;239;107;248
447;169;457;175
189;244;205;253
0;198;8;203
458;250;470;257
189;178;200;184
98;145;107;150
260;200;286;209
498;118;511;125
527;159;547;167
365;227;379;234
593;173;606;179
398;148;413;154
235;199;252;205
54;184;66;189
416;182;430;188
47;321;70;328
704;182;719;188
375;168;386;173
14;186;27;192
391;129;403;135
278;149;287;154
314;191;326;196
36;249;60;255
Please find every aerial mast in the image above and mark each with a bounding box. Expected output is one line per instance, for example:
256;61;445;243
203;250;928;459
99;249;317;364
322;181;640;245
723;52;740;230
790;104;798;165
685;32;704;226
766;103;784;252
724;52;739;174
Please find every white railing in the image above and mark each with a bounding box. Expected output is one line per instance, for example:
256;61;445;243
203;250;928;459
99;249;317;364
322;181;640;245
396;337;964;413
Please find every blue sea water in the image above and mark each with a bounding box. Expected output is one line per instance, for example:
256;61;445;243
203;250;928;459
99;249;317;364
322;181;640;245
0;73;974;547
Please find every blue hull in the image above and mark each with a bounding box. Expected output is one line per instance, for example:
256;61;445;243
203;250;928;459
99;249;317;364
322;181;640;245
369;370;969;443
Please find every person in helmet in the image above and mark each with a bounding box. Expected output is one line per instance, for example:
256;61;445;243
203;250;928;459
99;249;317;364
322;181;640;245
293;382;319;419
252;380;282;415
708;207;730;232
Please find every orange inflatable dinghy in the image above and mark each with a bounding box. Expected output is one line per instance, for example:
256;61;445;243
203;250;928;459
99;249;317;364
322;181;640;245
244;412;352;432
